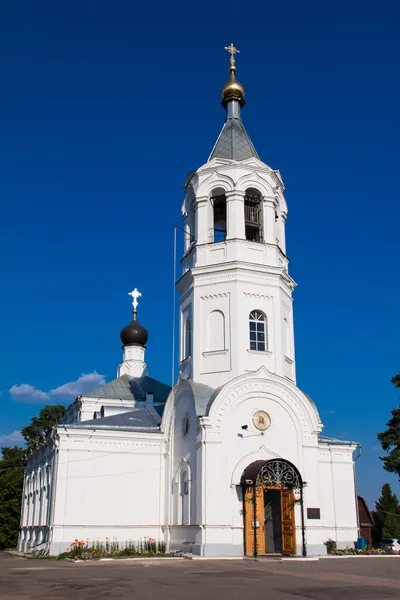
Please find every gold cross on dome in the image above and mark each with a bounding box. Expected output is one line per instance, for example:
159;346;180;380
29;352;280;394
224;43;240;67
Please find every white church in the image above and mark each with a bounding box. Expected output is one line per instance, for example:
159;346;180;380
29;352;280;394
19;46;360;558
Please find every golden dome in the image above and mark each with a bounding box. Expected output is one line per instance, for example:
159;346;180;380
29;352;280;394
222;66;245;106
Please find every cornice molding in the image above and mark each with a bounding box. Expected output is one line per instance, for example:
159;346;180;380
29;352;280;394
225;190;245;200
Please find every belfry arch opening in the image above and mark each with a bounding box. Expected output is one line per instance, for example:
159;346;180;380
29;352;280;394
240;459;305;557
211;188;227;242
244;188;263;243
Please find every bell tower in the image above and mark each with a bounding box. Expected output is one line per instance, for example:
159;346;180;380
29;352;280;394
177;46;296;388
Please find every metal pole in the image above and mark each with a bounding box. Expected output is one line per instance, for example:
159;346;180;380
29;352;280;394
300;487;306;557
171;225;177;388
253;483;258;558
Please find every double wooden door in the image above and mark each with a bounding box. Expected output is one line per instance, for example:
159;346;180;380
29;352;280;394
244;485;296;556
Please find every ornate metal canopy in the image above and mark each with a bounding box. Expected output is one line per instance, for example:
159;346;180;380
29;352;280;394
256;460;302;489
240;459;303;489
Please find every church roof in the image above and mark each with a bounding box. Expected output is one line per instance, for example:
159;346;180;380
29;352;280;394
318;435;359;446
209;117;259;162
186;380;216;416
77;406;162;431
83;374;170;406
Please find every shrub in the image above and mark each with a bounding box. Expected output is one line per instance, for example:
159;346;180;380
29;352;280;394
324;539;337;554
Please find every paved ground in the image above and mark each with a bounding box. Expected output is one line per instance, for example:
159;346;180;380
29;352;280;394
0;552;399;600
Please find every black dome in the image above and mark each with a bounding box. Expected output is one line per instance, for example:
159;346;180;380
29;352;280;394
120;318;148;347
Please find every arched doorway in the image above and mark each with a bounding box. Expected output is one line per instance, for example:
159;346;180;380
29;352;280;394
240;459;305;557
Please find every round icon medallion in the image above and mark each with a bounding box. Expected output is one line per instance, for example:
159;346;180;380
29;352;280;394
252;410;271;431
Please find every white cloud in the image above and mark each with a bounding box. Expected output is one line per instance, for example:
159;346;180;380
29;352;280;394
50;372;106;398
0;430;25;447
8;372;106;404
9;384;50;403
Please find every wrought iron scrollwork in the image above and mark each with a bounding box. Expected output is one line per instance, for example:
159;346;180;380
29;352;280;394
255;460;302;489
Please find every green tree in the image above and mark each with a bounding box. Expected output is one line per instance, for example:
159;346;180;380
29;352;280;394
21;405;66;449
372;483;400;544
0;404;66;549
378;375;400;480
0;447;26;549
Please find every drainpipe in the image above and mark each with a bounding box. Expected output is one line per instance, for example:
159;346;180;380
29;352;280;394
353;444;362;539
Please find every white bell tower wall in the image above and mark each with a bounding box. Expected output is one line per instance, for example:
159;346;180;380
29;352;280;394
177;158;297;388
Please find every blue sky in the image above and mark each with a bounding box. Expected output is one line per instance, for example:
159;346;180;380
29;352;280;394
0;0;399;507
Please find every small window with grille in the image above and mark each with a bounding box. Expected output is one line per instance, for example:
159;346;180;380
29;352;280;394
249;310;267;351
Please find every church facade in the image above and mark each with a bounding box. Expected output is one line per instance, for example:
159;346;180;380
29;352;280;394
19;48;360;558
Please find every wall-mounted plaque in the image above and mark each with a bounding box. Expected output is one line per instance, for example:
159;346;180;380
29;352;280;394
307;508;321;520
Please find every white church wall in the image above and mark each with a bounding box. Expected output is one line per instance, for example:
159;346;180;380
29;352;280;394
19;442;57;553
302;445;326;555
317;444;358;552
198;291;231;378
184;268;296;389
164;383;200;553
331;446;359;548
192;372;317;556
239;283;276;376
49;428;165;555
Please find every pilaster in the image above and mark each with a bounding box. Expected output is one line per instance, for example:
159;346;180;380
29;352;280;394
226;190;245;240
262;195;278;244
195;196;209;245
277;212;287;254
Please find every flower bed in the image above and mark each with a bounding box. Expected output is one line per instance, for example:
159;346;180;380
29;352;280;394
331;547;400;556
324;538;400;556
57;537;167;560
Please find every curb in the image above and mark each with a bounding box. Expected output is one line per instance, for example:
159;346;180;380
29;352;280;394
71;556;185;563
320;554;400;559
184;555;244;561
281;557;319;562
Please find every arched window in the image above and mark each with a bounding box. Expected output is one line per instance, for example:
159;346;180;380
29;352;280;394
249;310;267;351
184;319;192;359
245;188;263;243
211;190;227;242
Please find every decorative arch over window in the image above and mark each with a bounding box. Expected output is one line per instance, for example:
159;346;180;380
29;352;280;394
184;319;192;359
249;310;267;352
245;188;263;243
207;310;225;351
211;187;227;242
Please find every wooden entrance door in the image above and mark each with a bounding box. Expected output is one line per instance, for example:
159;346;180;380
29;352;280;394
244;486;265;556
243;485;296;556
280;488;296;555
